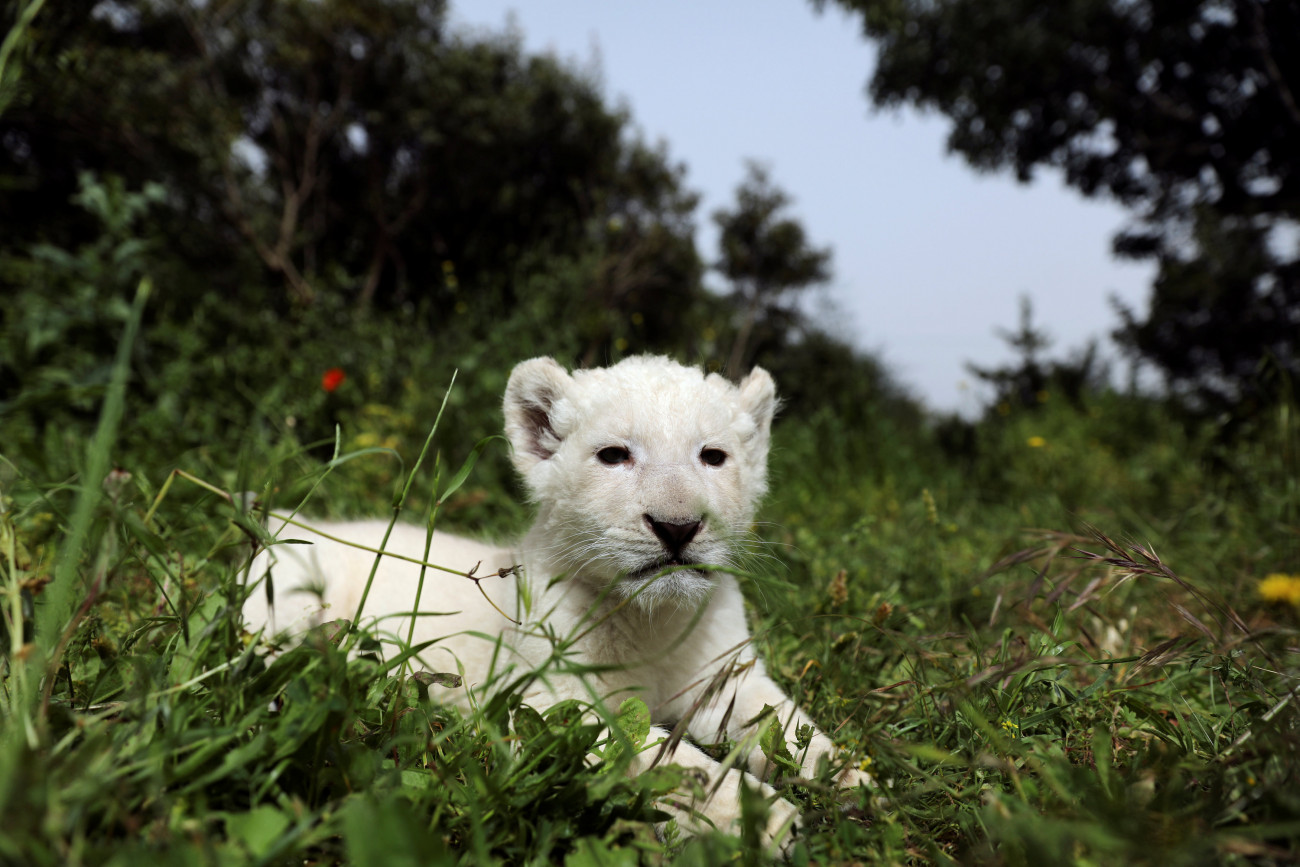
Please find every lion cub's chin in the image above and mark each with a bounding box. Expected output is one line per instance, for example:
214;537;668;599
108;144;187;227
608;565;717;612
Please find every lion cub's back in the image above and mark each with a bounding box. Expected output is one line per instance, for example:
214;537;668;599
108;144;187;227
243;519;518;648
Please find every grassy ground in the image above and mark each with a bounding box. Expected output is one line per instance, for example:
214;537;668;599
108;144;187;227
2;323;1298;865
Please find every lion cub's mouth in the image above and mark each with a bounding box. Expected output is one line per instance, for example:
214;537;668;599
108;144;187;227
625;558;705;582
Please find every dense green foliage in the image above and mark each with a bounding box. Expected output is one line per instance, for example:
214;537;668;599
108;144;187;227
4;272;1299;864
3;1;1299;864
1;0;906;470
822;0;1300;412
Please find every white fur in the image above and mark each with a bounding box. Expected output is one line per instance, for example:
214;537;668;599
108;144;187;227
242;355;868;850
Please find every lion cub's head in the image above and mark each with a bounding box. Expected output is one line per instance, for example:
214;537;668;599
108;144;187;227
503;355;778;609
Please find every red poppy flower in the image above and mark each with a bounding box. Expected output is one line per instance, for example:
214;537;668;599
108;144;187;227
321;367;346;392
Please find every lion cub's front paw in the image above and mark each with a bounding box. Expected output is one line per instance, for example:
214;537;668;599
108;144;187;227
697;770;802;858
834;762;896;816
761;794;801;858
835;764;874;790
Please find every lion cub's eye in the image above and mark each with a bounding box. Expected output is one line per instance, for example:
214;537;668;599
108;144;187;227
596;446;632;465
700;448;727;467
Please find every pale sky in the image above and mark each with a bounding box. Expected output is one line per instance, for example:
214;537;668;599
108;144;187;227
452;1;1156;414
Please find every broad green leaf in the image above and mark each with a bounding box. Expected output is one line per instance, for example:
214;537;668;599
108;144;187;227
602;696;651;769
342;795;452;867
512;703;547;743
225;805;290;858
614;696;651;749
758;712;801;778
564;837;640;867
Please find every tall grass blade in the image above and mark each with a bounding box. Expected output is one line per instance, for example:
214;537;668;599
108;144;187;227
36;278;151;670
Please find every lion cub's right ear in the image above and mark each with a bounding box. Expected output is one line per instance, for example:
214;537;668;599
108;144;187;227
503;357;573;473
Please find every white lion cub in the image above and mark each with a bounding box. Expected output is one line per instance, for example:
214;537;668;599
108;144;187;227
243;355;869;847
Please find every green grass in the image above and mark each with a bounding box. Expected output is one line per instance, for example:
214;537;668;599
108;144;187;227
2;323;1298;865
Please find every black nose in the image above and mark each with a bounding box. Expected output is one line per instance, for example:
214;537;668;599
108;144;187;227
645;515;701;557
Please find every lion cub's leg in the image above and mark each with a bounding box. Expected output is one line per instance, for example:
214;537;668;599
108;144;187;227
523;678;800;853
687;663;872;790
629;724;799;853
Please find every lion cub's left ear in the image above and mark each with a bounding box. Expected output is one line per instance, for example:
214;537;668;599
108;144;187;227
737;366;778;445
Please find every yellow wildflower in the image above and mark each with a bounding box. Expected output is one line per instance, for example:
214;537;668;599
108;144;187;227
1258;573;1300;605
1026;436;1047;448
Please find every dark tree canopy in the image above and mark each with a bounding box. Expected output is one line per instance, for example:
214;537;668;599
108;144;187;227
823;0;1300;410
0;0;701;321
0;0;717;441
1;0;919;456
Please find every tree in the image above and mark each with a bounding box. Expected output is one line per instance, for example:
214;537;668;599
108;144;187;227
820;0;1300;410
966;297;1107;412
713;163;832;376
0;0;701;316
0;0;720;455
0;0;922;470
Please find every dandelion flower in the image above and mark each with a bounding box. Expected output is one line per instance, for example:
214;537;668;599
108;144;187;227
1027;436;1047;448
1258;573;1300;605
